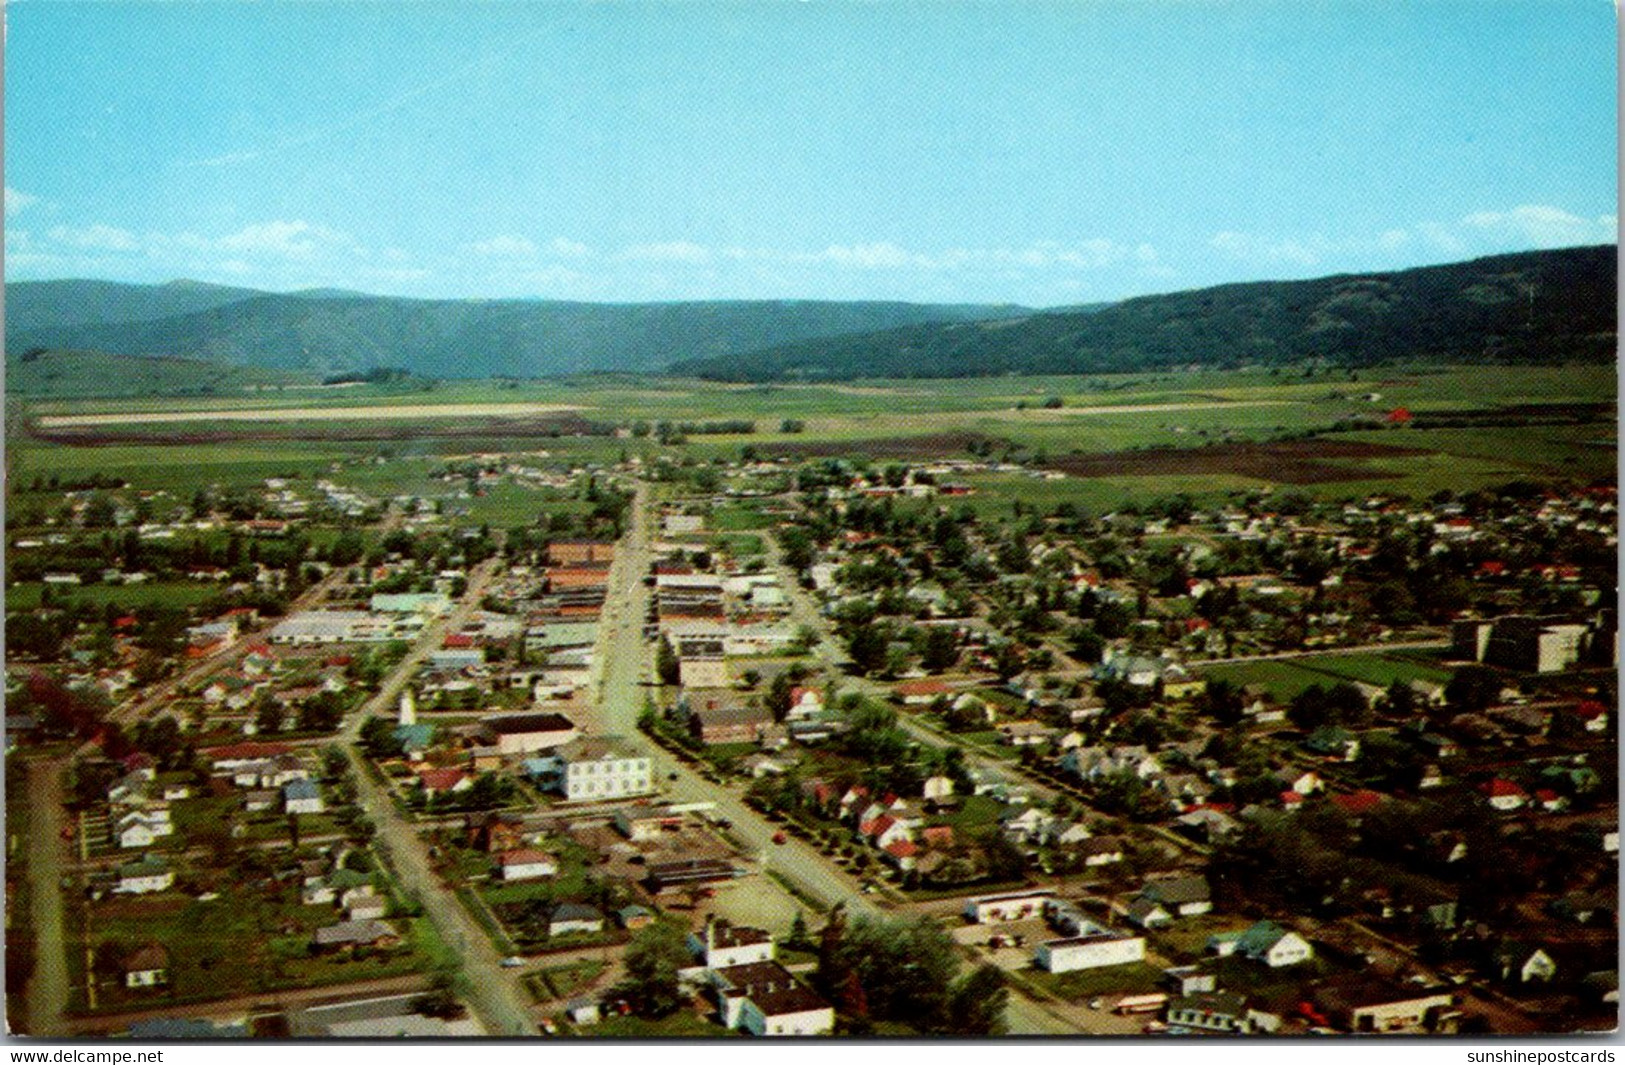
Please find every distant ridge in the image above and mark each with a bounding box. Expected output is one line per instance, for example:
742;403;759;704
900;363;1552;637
5;282;1027;378
670;246;1618;380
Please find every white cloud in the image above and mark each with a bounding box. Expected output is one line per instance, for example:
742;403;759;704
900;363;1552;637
620;240;712;264
213;220;356;260
468;234;538;258
47;224;140;252
1461;204;1616;247
5;187;38;218
1378;229;1410;250
820;242;917;269
547;237;592;258
1210;230;1327;267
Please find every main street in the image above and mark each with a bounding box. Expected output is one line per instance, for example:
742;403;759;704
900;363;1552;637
336;554;539;1037
592;485;1076;1034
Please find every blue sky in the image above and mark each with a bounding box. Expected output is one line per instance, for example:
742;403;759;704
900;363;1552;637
5;1;1616;306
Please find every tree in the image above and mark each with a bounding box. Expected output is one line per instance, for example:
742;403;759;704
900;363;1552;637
1445;665;1500;713
942;964;1008;1034
766;673;794;722
920;626;960;673
256;702;284;736
618;921;691;1018
655;636;680;686
846;622;888;676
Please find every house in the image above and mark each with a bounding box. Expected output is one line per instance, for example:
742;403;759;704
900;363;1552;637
921;775;956;801
1495;945;1557;984
313;919;399;951
617;905;656;930
120;943;170;989
963;889;1053;924
564;997;601;1027
690;917;775;969
1077;837;1125;867
710;961;834;1036
115;808;174;849
785;687;825;720
417;767;472;797
1163;966;1216;996
998;720;1055;748
893;679;950;706
549;903;605;937
496;849;559;881
115;857;174;895
1480;778;1528;811
1220;920;1314;968
283;778;325;815
1164;991;1252;1033
1126;897;1173;930
1139;875;1212;918
1033;922;1146;973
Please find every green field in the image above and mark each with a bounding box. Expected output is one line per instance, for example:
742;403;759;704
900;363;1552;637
1201;649;1455;701
8;365;1613;514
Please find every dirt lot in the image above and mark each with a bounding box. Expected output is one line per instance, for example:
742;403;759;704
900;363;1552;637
1043;438;1435;484
762;431;1001;460
31;413;611;446
36;402;586;427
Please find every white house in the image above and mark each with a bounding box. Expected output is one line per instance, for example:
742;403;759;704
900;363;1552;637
711;961;834;1036
115;809;174;849
115;857;174;895
283;778;325;815
496;849;559;882
121;944;170;989
548;903;605;937
1215;921;1314;968
690;918;775;969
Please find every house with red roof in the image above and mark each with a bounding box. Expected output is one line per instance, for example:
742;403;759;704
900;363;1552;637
418;767;473;797
1330;790;1386;816
1480;778;1528;812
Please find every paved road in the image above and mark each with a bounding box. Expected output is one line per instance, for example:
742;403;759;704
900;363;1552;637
65;973;436;1037
107;565;351;729
20;755;73;1037
338;555;539;1036
603;489;1079;1036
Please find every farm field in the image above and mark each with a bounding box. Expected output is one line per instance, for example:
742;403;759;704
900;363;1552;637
7;364;1614;510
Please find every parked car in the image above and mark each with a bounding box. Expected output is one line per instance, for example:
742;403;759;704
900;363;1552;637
772;831;788;845
502;956;524;968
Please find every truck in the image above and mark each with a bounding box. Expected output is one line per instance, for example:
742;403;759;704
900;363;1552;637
1115;993;1169;1015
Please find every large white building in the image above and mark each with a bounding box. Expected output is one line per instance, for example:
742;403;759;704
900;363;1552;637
531;737;653;801
1033;920;1146;973
268;610;419;645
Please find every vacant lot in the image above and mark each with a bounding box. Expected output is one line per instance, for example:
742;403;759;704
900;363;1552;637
35;402;586;427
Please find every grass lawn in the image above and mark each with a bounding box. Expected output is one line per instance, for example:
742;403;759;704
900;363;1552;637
1020;960;1166;1001
77;885;439;1014
1202;650;1453;702
525;958;609;1002
578;1010;735;1038
6;580;223;613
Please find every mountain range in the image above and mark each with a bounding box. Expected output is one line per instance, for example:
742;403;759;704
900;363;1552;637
6;245;1614;381
672;245;1618;380
4;280;1024;378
